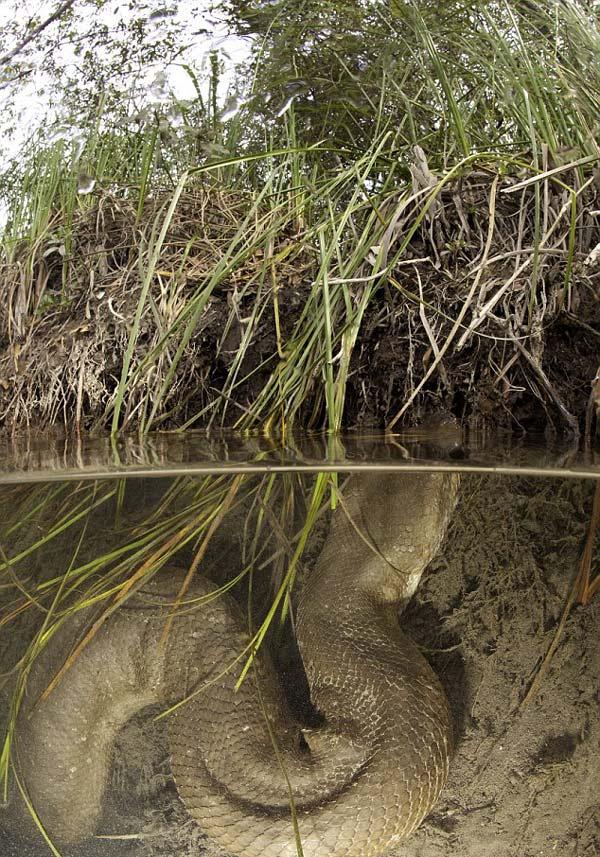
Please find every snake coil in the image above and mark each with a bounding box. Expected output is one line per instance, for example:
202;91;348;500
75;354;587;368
12;472;459;856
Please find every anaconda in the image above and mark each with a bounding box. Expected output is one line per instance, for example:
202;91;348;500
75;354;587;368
10;472;459;856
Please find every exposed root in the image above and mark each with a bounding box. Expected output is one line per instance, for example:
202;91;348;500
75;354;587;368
0;161;599;433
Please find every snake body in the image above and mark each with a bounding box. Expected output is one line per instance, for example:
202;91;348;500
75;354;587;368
12;472;459;856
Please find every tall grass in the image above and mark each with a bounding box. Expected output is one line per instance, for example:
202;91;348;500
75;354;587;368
1;1;598;435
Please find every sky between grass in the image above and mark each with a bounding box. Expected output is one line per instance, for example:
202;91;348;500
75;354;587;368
0;0;251;170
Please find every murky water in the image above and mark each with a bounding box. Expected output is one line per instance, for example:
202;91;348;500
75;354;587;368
1;436;599;857
0;426;599;482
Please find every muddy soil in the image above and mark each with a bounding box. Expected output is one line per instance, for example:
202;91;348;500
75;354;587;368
2;179;599;439
1;473;599;857
405;475;600;857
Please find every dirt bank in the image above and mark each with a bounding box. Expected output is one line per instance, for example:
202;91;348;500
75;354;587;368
1;167;599;437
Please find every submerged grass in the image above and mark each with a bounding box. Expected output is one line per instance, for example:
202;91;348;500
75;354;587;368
0;470;336;857
0;473;332;763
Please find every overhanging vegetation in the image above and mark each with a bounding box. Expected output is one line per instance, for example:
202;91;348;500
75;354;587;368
1;2;599;435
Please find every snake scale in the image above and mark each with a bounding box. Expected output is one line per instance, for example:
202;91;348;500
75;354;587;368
11;472;459;856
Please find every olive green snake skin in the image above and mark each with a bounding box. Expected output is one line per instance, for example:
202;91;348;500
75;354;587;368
11;472;459;856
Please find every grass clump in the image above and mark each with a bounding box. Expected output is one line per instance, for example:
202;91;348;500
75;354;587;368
1;3;599;436
0;142;598;435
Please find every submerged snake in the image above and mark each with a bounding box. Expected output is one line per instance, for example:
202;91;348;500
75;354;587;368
10;472;459;856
